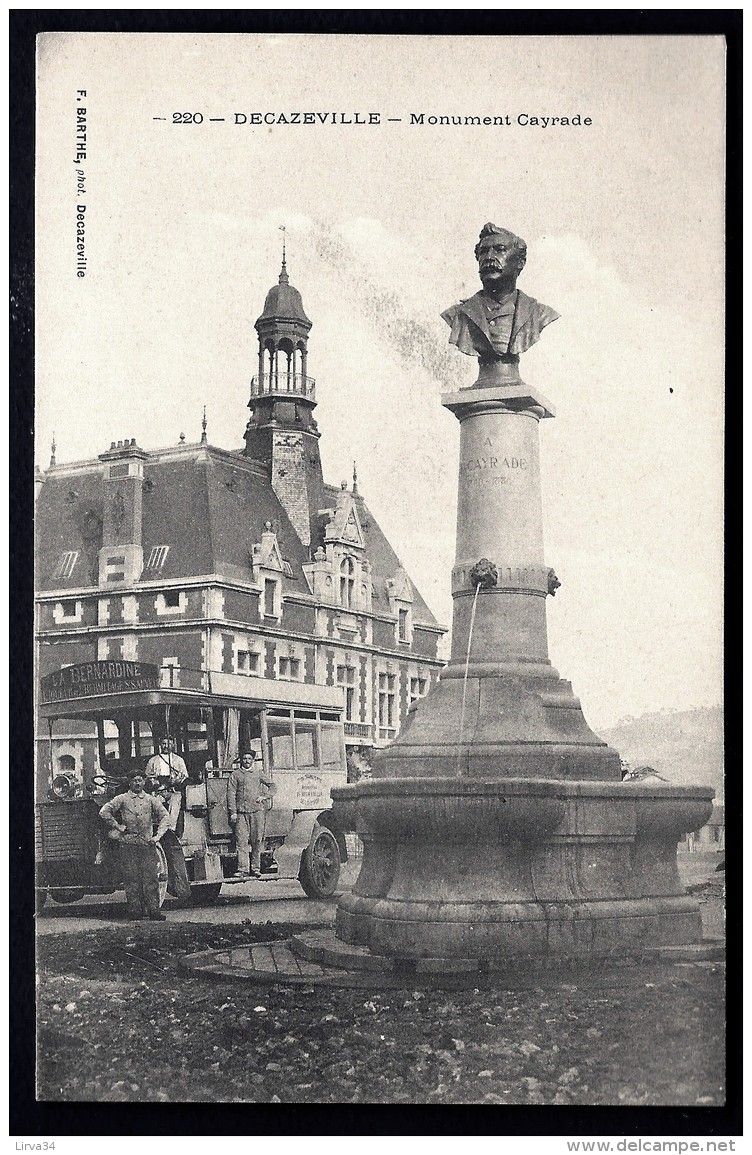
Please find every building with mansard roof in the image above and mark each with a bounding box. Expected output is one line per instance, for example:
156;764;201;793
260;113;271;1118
35;258;446;787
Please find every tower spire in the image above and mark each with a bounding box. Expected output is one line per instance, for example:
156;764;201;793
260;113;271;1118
50;432;56;467
279;225;288;284
201;405;207;444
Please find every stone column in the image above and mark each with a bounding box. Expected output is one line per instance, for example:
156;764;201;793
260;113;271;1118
448;385;553;670
373;373;621;781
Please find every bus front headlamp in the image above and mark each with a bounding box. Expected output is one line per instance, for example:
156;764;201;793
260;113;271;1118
50;773;77;800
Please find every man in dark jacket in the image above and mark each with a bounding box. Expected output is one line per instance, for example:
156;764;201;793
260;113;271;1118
441;222;559;361
227;750;276;878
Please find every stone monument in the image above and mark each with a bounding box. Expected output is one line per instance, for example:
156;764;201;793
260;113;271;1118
295;223;715;969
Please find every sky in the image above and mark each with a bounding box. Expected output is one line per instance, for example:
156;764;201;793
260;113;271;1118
35;34;725;729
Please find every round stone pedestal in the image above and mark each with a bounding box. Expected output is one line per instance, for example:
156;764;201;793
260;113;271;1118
329;778;714;962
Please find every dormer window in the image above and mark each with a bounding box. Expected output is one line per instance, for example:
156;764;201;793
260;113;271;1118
53;551;78;580
396;606;413;645
340;557;355;609
145;545;169;572
264;578;277;616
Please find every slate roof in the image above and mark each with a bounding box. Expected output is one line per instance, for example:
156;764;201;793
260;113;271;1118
35;447;440;626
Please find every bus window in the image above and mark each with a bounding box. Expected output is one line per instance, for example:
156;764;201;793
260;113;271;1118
137;720;154;755
320;722;343;773
293;718;319;774
266;714;295;773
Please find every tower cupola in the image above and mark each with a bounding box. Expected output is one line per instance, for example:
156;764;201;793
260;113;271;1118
243;254;323;551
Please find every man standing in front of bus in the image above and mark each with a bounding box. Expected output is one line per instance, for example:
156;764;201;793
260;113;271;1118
99;771;172;920
227;749;276;878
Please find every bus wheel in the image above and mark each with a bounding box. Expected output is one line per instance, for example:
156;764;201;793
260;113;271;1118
191;882;223;905
155;844;169;908
50;888;86;904
299;825;341;899
35;888;48;912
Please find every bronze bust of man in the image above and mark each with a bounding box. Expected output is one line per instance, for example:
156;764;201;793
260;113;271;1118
442;223;559;363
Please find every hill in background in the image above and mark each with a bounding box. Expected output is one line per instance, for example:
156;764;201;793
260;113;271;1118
596;706;724;800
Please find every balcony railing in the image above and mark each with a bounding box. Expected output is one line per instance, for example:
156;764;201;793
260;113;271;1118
250;373;316;400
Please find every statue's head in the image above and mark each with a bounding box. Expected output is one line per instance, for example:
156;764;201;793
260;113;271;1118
474;223;527;291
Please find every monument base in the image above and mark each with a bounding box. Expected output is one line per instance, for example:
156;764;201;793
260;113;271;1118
330;778;714;961
375;661;623;781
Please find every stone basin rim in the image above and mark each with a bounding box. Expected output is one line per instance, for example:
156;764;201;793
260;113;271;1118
331;777;715;800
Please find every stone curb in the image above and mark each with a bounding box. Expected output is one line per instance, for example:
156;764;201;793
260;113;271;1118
178;935;725;989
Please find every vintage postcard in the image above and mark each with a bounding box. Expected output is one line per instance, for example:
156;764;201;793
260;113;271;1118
30;28;728;1128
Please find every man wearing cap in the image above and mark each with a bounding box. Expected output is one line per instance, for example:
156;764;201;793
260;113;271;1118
155;781;193;905
227;750;276;878
99;771;171;920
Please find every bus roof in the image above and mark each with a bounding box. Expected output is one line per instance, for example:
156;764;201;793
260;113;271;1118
38;666;344;720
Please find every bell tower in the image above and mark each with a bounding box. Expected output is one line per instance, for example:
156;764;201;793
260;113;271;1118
243;246;324;550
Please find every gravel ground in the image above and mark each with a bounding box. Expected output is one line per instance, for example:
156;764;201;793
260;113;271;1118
36;887;725;1106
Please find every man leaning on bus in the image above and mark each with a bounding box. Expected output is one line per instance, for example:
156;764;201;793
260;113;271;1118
227;748;276;878
99;770;171;920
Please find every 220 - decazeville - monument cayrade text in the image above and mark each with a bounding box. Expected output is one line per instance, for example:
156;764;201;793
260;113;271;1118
229;112;593;127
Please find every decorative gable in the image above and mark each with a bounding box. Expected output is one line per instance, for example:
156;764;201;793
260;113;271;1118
386;564;414;606
251;522;284;575
323;484;365;551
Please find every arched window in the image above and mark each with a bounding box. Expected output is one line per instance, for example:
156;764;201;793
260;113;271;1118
57;754;77;775
340;557;356;609
277;338;295;390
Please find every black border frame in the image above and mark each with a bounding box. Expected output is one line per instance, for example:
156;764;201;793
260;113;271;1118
10;8;742;1138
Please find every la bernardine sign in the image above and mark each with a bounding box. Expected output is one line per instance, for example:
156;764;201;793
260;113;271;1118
40;661;159;703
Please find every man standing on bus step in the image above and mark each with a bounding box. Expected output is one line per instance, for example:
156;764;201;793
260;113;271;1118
227;749;276;878
99;771;171;920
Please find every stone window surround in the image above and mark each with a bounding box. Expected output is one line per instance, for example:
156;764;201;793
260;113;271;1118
156;590;187;616
259;574;282;622
277;641;304;681
377;667;397;734
234;634;263;677
52;599;83;625
337;662;357;721
395;603;413;645
409;673;428;705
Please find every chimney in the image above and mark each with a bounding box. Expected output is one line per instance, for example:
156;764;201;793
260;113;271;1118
97;438;150;585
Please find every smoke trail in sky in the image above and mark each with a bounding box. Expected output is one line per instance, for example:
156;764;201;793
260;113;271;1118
311;221;461;391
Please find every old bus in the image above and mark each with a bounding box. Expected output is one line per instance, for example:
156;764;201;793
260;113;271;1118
36;660;349;908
